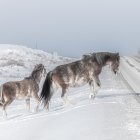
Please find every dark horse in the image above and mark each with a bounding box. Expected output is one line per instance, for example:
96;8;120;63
40;52;120;109
0;64;46;117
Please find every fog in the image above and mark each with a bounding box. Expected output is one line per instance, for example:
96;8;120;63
0;0;140;57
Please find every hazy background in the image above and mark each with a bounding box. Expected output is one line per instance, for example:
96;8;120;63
0;0;140;57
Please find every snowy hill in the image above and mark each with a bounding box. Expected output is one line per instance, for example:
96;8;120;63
0;44;71;83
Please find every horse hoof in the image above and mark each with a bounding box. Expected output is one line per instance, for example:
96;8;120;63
45;109;49;113
89;94;95;99
45;107;49;112
68;103;74;107
34;109;38;113
2;115;7;121
64;101;74;107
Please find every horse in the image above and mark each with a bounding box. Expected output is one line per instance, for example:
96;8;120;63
0;64;46;117
40;52;120;110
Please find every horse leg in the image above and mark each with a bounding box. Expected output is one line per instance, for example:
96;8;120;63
61;85;70;105
45;102;50;111
89;76;101;99
33;93;40;112
89;80;95;99
2;104;7;118
2;99;13;118
94;76;101;94
95;76;101;88
26;98;30;112
61;87;67;104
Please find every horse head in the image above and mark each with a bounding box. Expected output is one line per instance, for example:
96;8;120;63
108;53;120;74
32;64;46;82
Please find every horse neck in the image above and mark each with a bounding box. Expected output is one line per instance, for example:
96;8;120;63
33;75;42;84
96;53;112;67
30;72;42;85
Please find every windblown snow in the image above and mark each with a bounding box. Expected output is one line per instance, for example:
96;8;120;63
0;45;140;140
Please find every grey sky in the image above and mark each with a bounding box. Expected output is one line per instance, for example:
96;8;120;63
0;0;140;57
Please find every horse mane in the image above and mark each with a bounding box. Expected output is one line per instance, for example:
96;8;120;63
82;52;120;66
31;70;39;80
82;53;93;62
31;64;44;79
94;52;119;65
24;76;32;80
93;52;109;65
24;64;44;81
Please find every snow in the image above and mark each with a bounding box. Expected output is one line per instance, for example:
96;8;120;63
0;45;140;140
0;44;72;84
120;56;140;93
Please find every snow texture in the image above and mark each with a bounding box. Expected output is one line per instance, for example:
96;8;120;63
120;56;140;93
0;45;140;140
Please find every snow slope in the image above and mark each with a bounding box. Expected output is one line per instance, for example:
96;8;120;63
0;44;71;84
0;46;140;140
120;56;140;93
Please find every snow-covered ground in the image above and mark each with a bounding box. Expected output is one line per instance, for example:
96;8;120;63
120;56;140;93
0;45;140;140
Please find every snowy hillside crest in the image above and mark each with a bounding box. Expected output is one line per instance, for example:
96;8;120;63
0;44;71;83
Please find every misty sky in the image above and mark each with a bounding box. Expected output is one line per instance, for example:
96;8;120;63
0;0;140;57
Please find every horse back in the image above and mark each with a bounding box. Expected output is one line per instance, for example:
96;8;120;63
52;60;91;87
2;79;39;100
2;82;18;99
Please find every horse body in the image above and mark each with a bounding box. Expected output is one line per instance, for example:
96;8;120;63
2;79;39;100
40;52;120;109
52;59;101;88
0;64;46;117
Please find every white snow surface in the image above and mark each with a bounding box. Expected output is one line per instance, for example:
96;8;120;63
120;56;140;93
0;45;140;140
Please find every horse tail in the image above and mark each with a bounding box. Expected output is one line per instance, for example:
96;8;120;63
40;71;53;107
0;84;4;106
